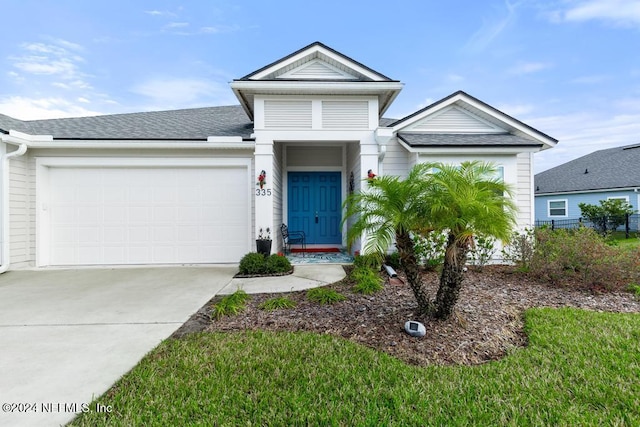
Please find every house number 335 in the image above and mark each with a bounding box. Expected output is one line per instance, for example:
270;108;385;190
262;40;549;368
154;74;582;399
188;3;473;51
256;188;272;196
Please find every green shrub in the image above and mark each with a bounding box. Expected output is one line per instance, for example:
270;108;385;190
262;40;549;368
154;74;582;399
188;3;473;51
469;234;497;270
212;290;250;319
239;253;292;275
265;254;292;274
413;232;447;271
384;252;401;271
258;296;297;311
239;252;267;275
502;228;535;271
627;283;640;299
306;287;346;305
350;266;383;295
353;253;382;270
531;227;640;291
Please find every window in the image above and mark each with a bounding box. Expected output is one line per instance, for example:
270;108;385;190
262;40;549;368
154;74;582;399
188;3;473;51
548;199;568;217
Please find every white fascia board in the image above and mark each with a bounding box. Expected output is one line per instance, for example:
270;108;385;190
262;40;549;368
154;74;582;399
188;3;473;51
26;140;255;149
230;80;403;93
6;129;52;143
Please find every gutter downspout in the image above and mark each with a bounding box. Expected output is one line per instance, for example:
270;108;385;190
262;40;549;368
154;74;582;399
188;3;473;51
0;141;28;274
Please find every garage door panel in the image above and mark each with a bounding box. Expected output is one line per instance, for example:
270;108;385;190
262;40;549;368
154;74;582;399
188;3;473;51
47;166;249;265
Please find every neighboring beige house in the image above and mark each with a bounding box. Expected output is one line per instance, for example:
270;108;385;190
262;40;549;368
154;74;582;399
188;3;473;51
0;42;557;270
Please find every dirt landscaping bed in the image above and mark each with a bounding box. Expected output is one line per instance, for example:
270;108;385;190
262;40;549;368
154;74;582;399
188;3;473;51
174;265;640;366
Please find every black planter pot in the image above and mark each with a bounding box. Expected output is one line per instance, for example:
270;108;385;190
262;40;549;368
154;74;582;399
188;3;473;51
256;239;272;256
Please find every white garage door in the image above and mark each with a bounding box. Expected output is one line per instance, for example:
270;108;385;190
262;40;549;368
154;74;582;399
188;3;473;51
47;167;249;265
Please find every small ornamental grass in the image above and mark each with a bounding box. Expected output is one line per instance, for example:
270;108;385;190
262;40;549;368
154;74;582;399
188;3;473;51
259;296;297;311
350;266;383;295
211;290;250;319
306;287;346;305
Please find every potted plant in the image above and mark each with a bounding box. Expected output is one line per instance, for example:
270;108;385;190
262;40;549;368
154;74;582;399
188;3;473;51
256;227;272;256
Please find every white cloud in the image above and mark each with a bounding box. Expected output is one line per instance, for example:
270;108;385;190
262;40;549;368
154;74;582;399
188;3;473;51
130;77;234;108
10;40;86;80
0;96;102;120
508;61;552;75
569;75;610;84
165;22;189;29
145;10;176;17
530;110;640;172
554;0;640;27
465;0;522;52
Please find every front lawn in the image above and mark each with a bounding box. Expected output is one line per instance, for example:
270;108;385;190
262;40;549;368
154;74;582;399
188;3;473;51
71;308;640;426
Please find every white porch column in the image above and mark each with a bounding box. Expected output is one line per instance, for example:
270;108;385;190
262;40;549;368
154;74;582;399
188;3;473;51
254;138;275;253
358;134;380;255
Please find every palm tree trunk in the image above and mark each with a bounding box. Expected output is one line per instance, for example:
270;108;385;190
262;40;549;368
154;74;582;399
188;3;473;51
434;233;469;319
395;231;433;314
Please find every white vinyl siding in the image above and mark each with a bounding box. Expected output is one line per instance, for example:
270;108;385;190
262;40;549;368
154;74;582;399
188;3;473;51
516;152;533;228
548;200;568;217
9;155;33;267
410;106;502;133
264;100;312;129
322;100;369;129
280;59;357;80
382;137;410;178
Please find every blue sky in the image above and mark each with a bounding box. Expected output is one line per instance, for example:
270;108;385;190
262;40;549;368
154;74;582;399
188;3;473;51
1;0;639;172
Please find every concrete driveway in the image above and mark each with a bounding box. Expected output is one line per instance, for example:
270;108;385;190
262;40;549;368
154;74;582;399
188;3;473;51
0;266;236;427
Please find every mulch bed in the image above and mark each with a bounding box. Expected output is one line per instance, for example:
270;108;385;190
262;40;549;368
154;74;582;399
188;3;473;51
173;265;640;366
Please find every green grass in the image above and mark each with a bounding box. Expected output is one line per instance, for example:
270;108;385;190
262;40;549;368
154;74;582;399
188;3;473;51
608;231;640;248
70;308;640;426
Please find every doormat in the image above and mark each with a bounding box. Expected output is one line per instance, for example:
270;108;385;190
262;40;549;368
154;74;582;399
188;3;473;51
291;247;340;253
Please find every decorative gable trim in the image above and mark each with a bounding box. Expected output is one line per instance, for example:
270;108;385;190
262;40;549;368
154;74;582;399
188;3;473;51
391;91;558;149
277;58;359;80
404;106;505;133
238;41;394;82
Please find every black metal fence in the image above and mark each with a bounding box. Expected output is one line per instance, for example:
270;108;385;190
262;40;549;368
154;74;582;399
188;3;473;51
535;214;640;238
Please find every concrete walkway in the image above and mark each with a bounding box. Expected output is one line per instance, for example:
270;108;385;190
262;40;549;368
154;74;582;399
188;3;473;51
219;264;346;294
0;264;345;427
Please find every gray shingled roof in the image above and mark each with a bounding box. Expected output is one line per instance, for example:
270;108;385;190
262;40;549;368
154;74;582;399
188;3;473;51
0;113;28;134
397;133;543;147
535;144;640;194
379;117;397;127
0;105;254;140
0;106;402;141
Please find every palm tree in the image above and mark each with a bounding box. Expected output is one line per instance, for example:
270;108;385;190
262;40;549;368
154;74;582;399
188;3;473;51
343;164;435;313
426;161;516;319
343;161;516;320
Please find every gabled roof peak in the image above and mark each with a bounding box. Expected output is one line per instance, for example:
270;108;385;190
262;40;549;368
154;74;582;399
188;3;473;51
389;90;557;149
237;41;396;82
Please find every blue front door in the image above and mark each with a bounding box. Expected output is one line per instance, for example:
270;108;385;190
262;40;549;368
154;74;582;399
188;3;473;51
288;172;342;245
